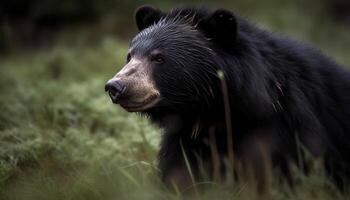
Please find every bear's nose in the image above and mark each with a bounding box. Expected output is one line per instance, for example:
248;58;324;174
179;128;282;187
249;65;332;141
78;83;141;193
105;79;127;103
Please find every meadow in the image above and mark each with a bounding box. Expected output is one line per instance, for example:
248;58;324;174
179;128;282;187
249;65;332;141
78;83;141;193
1;1;350;199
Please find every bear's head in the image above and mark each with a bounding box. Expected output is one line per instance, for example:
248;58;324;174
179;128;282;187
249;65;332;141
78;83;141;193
105;6;238;114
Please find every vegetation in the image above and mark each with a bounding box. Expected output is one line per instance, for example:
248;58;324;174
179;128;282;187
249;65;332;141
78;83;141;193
0;0;350;199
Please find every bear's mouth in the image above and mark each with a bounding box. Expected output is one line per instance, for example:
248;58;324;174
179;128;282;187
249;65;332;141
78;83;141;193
120;95;160;112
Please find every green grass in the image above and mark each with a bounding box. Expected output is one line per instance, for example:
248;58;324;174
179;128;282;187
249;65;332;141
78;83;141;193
0;38;163;199
1;2;350;199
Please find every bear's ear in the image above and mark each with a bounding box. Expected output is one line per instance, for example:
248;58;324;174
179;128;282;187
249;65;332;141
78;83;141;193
198;9;237;47
135;5;164;31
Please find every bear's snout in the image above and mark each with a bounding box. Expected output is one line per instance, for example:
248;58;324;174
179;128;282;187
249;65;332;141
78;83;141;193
105;79;127;103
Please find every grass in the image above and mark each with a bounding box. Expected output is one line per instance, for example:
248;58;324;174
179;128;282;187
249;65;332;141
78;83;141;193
1;2;350;199
0;38;163;199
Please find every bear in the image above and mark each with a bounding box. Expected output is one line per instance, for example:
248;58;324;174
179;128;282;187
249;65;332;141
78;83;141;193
105;5;350;192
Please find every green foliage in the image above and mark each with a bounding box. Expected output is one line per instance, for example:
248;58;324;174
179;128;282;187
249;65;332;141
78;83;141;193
0;38;161;199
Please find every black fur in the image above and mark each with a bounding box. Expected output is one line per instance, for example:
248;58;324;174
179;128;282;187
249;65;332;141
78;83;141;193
131;6;350;189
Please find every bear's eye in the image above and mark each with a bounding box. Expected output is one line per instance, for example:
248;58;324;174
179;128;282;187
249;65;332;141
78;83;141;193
126;53;131;63
150;54;164;64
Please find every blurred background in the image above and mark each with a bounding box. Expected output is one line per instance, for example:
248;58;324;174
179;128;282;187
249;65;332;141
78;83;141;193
0;0;350;199
1;0;350;55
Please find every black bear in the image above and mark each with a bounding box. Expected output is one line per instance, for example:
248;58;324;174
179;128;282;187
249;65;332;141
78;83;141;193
105;5;350;191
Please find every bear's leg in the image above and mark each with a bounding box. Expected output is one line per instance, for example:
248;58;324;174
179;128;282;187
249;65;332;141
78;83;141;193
325;154;350;191
238;134;273;196
158;133;196;192
162;162;194;191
